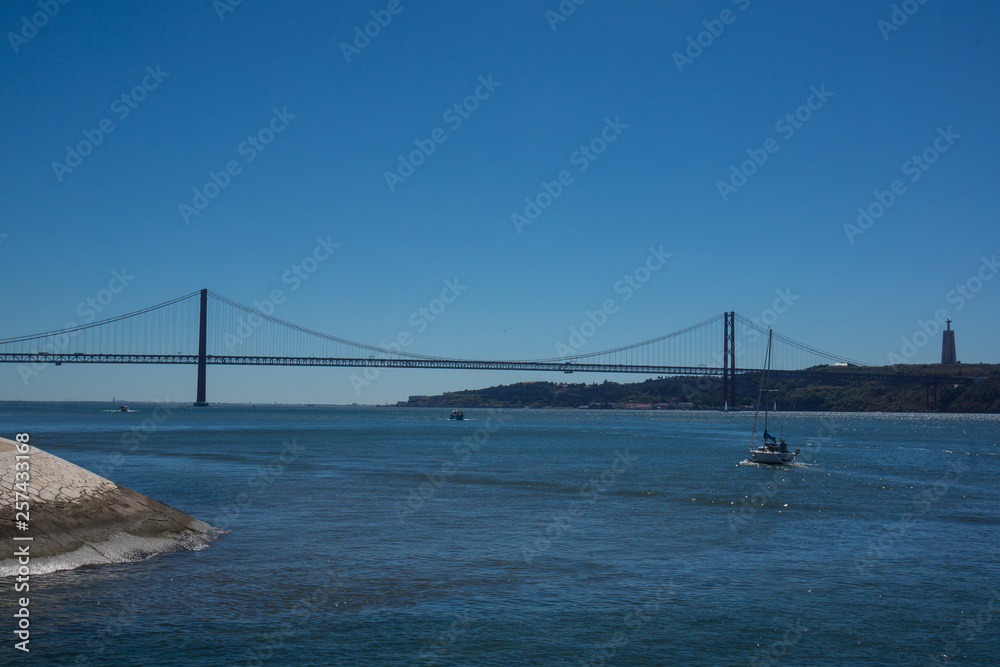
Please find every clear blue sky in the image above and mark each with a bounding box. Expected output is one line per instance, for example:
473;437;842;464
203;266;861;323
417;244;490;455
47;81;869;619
2;0;998;404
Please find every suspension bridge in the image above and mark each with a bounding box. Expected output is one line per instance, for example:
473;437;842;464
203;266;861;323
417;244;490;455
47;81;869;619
0;289;962;407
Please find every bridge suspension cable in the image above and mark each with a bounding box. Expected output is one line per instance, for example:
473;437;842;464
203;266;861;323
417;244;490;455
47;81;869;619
733;313;870;368
0;288;871;380
206;291;454;361
520;313;726;364
0;291;203;358
0;291;202;346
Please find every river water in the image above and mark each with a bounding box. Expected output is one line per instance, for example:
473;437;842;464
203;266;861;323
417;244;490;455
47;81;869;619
1;403;998;665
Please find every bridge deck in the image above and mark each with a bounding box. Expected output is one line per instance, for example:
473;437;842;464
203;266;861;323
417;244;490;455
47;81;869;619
1;353;973;385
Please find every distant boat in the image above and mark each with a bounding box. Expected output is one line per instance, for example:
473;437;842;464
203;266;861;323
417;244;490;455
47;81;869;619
449;410;465;420
747;330;799;465
119;405;129;412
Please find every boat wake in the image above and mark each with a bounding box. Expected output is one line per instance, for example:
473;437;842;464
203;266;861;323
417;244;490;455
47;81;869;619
738;458;817;469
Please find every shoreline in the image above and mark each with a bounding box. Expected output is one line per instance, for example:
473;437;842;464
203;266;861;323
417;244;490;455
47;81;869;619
1;400;998;414
0;437;219;576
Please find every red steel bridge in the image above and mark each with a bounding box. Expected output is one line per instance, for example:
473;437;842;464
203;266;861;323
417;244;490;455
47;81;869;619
0;289;966;407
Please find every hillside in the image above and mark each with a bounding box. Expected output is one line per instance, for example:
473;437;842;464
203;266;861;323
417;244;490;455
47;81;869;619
400;363;1000;413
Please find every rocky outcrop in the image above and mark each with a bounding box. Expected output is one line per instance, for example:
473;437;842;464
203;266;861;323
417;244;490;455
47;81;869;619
0;437;219;575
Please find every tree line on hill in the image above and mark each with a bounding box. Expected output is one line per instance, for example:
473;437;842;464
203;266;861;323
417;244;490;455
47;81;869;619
401;364;1000;413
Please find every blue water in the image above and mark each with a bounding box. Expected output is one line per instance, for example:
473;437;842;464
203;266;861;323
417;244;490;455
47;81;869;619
2;403;999;666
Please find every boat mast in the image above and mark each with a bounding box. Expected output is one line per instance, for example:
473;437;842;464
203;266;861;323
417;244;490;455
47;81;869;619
750;330;773;447
762;330;772;436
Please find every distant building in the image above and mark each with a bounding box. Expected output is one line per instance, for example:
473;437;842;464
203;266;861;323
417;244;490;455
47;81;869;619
941;319;957;364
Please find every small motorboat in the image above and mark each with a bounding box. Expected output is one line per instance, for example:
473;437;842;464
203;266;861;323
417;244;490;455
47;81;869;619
119;405;129;412
449;410;465;420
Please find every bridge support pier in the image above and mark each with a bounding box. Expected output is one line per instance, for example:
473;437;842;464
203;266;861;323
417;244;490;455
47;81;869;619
194;288;209;406
722;311;736;410
925;380;938;412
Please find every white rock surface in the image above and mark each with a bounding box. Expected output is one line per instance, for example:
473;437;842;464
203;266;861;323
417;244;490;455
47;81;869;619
0;437;219;575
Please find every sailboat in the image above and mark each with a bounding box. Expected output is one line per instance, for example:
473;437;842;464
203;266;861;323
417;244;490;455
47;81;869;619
748;330;799;465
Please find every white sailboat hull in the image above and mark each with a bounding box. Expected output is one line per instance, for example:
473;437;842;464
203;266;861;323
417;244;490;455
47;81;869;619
749;447;797;465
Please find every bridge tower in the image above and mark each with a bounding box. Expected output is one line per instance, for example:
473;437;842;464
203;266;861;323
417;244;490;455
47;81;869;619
194;288;209;406
722;311;736;409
